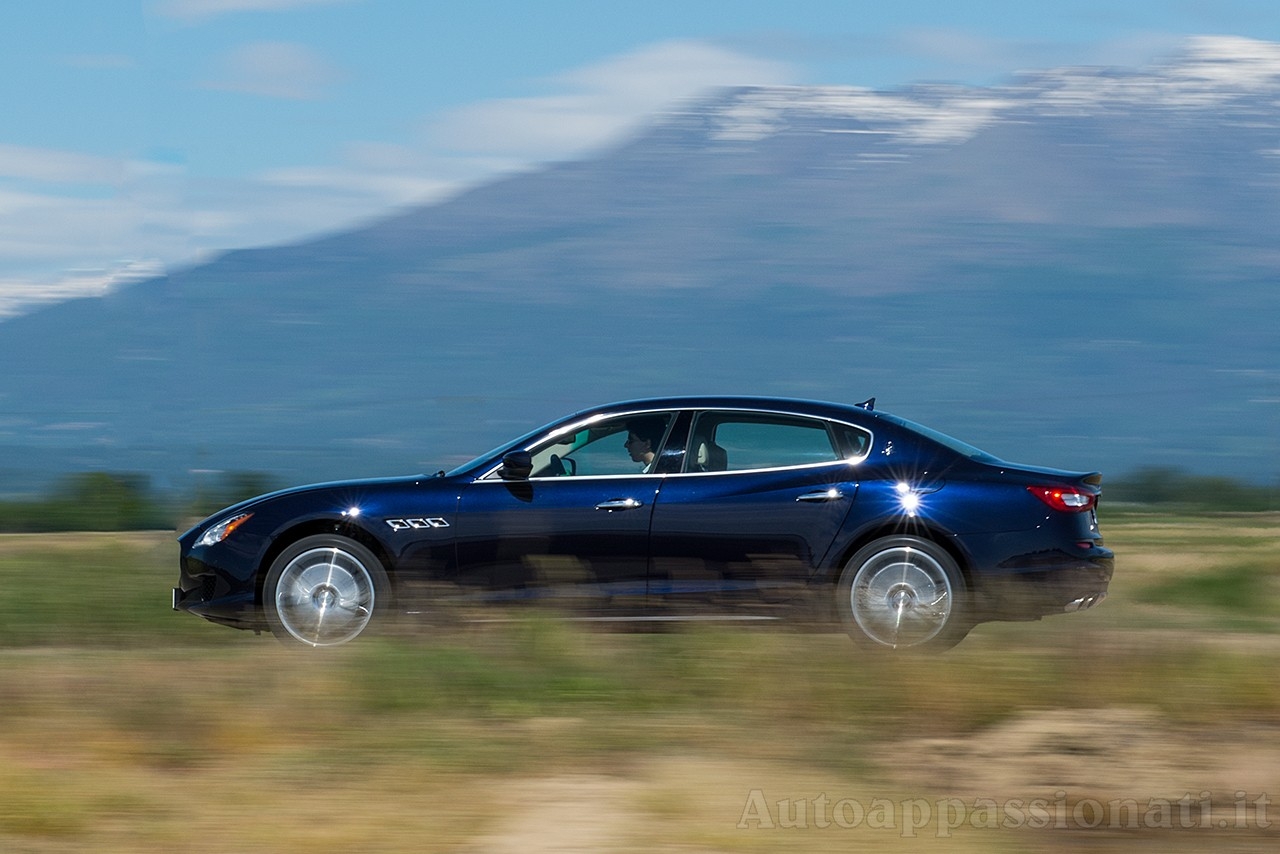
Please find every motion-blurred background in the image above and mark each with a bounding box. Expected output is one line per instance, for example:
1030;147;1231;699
2;6;1279;851
1;2;1278;504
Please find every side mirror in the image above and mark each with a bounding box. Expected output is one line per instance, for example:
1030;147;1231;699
499;450;533;480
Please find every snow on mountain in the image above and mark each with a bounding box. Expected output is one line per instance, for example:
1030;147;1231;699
704;36;1280;148
0;260;165;320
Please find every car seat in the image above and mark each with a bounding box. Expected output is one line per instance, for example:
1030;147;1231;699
692;438;728;472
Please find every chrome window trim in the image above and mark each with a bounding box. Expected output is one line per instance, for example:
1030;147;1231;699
674;457;863;478
474;405;874;482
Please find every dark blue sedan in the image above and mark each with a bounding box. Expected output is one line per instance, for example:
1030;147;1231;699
174;397;1113;650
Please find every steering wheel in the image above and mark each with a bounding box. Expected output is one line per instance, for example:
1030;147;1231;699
547;453;576;476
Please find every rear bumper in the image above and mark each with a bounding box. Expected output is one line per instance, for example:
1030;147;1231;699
973;547;1114;621
1064;590;1107;612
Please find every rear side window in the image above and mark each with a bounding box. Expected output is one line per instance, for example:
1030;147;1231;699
688;413;847;472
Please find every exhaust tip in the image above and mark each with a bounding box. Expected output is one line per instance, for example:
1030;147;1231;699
1065;591;1107;613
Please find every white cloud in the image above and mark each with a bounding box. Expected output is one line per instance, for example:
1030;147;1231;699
260;163;456;207
202;41;342;100
0;144;130;186
0;190;145;264
1;39;796;317
153;0;350;22
430;39;797;160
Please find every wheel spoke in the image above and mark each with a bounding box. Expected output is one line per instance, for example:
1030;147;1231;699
273;546;376;647
849;546;955;648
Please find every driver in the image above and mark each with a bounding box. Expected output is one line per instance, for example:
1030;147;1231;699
624;417;666;472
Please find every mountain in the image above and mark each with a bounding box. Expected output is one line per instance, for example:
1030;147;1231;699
2;36;1278;494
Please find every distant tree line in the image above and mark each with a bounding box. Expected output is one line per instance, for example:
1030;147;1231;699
1104;467;1279;513
0;471;280;533
0;467;1275;533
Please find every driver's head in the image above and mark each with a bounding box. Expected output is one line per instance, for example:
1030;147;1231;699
625;416;666;462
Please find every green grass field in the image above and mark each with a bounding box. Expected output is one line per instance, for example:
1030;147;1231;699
1;514;1278;852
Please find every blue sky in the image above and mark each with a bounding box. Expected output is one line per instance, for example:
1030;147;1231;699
1;0;1278;314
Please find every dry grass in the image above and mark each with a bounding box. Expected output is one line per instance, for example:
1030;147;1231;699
1;515;1278;851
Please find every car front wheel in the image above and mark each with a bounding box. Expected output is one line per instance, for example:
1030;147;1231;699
837;536;969;651
263;534;390;647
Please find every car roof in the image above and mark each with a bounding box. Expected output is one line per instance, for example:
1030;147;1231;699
588;395;880;422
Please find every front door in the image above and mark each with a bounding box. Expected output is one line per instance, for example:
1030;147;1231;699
450;410;677;609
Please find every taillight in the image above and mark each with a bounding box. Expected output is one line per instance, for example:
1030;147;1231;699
1028;485;1097;513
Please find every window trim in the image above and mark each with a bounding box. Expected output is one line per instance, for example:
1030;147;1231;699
683;408;872;475
476;408;681;481
476;406;874;481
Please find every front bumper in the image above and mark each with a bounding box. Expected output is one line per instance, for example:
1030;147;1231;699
173;582;262;630
173;546;266;631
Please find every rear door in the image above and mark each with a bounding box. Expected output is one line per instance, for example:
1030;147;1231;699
648;410;865;610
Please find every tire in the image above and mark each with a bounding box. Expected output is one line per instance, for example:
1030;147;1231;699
263;534;390;648
837;536;970;651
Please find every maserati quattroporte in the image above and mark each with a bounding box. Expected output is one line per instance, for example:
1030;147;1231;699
174;397;1113;650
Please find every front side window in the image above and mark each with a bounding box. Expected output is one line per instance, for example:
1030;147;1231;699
524;412;675;477
687;412;864;472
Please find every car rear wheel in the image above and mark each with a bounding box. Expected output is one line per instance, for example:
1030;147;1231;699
837;536;969;651
263;534;390;647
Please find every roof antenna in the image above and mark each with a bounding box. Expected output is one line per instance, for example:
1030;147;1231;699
855;397;875;411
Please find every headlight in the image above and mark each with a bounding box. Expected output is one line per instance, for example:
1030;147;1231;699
196;512;253;547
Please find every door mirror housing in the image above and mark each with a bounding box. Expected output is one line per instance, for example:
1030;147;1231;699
499;450;533;480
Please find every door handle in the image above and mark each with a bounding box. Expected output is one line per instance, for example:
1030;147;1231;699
796;488;846;503
595;498;643;511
